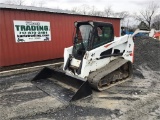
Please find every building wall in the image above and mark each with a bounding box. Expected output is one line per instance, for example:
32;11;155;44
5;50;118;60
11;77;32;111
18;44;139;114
0;9;120;67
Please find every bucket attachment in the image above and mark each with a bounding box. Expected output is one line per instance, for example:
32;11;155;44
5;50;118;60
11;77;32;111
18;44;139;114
31;67;92;103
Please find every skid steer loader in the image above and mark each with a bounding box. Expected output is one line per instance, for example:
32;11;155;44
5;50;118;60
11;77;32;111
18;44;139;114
32;21;134;103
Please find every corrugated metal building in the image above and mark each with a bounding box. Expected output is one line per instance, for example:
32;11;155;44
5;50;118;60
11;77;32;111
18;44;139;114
0;4;121;67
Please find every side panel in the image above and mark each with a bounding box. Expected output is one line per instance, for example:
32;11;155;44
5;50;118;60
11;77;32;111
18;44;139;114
64;35;134;78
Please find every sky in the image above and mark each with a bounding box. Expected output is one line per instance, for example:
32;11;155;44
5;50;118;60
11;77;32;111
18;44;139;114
45;0;159;13
0;0;159;13
0;0;159;27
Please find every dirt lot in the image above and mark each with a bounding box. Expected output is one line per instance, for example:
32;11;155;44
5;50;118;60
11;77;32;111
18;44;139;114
0;37;160;120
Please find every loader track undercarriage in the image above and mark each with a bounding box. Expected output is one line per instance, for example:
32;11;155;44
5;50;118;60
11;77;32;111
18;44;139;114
88;58;133;91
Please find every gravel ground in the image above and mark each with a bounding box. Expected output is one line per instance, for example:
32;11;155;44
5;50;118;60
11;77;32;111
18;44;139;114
134;37;160;71
0;37;160;120
0;66;159;120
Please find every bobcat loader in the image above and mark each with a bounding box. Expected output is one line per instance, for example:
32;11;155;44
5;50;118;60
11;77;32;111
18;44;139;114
32;21;134;103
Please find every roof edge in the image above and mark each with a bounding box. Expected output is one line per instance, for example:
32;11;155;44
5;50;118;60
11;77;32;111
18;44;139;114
0;3;122;19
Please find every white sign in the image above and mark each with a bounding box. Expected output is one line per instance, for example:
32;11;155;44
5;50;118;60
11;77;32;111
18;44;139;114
13;20;51;42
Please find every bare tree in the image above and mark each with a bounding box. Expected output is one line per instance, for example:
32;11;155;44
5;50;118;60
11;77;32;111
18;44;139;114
114;11;129;19
92;11;104;16
79;4;90;15
15;0;25;5
113;11;129;27
88;6;96;15
71;4;91;15
71;7;81;14
134;1;159;29
38;0;46;7
152;14;160;30
30;0;37;6
88;6;104;16
2;0;26;5
104;6;113;17
2;0;45;6
2;0;12;4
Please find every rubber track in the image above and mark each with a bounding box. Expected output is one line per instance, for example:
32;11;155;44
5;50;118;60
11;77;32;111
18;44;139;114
88;58;132;91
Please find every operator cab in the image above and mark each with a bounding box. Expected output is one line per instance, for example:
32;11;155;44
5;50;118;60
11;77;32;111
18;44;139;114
73;21;114;60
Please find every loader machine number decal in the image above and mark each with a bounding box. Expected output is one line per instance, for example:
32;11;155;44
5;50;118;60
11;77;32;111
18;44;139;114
13;20;51;43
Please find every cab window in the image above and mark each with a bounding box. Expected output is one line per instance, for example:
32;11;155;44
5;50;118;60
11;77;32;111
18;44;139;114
93;26;113;48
